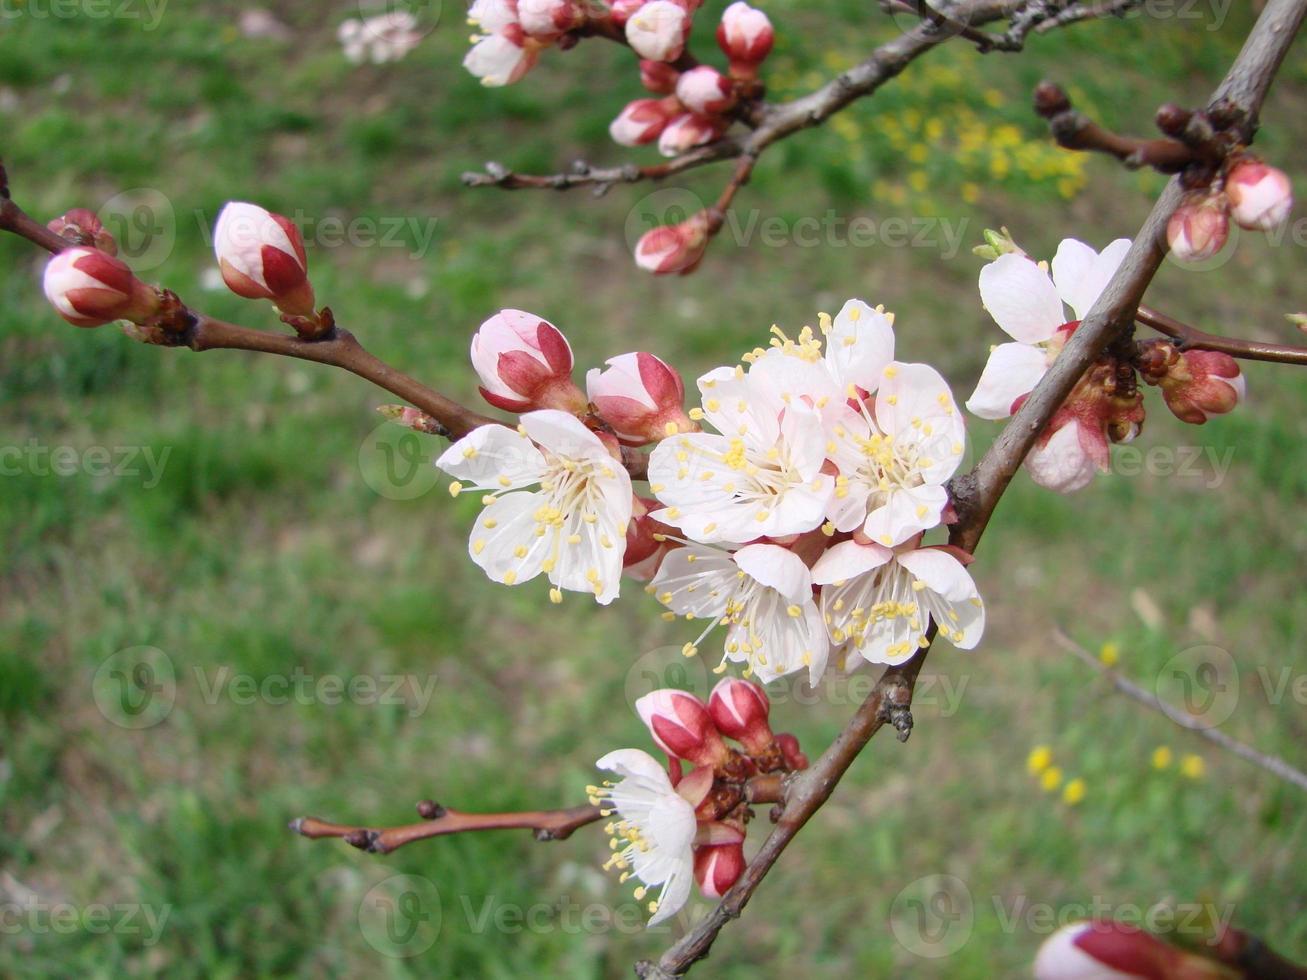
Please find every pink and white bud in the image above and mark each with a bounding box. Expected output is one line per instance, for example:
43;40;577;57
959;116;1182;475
213;202;316;317
716;1;773;73
657;113;727;157
635;688;729;767
1033;920;1224;980
586;352;694;444
623;496;673;580
1166;197;1228;262
675;66;736;115
518;0;584;39
1226;159;1292;231
463;25;539;87
625;0;688;62
1158;349;1245;424
42;247;160;328
634;210;712;275
707;676;773;753
47;208;117;255
693;840;746;899
609;97;680;147
609;0;646;26
640;59;681;94
775;732;808;771
470;309;587;413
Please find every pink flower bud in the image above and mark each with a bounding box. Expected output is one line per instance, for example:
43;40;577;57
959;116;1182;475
634;210;711;275
42;247;160;328
47;208;117;255
639;59;680;94
518;0;584;39
775;732;808;770
1166;197;1228;262
470;309;587;413
1034;921;1215;980
635;688;729;766
675;66;736;115
586;352;694;444
609;97;680;147
1225;159;1292;231
625;0;688;62
1157;349;1244;424
657;113;727;157
213;202;316;317
463;25;539;87
717;1;773;73
623;497;675;580
693;840;746;898
707;676;773;753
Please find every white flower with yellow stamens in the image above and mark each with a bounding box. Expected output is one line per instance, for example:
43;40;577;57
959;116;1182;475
589;749;697;926
811;539;984;667
825;361;966;547
650;542;828;684
435;410;632;604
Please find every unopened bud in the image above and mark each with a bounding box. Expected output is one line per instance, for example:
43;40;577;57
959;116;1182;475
1166;196;1228;262
470;309;587;413
634;210;712;275
213;202;316;317
518;0;585;39
47;208;117;255
1153;348;1244;424
675;66;735;115
707;676;773;754
716;1;773;75
625;0;689;62
775;732;808;770
657;113;727;157
586;352;694;445
463;25;540;87
693;840;746;899
42;247;161;328
609;0;646;27
609;97;680;147
1034;920;1226;980
1225;158;1292;232
635;688;730;767
639;59;680;94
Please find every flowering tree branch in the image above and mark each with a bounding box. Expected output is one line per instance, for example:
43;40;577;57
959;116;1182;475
1137;305;1307;366
1055;630;1307;794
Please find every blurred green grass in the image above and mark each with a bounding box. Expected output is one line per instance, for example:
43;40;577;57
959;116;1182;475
1;1;1305;976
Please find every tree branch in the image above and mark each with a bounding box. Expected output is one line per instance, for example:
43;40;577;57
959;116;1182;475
1137;305;1307;366
1055;630;1307;793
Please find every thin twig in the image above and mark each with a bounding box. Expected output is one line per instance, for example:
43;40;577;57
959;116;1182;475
1137;305;1307;366
1055;631;1307;793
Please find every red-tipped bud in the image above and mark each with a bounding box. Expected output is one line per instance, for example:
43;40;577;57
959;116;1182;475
1156;349;1244;424
1034;921;1227;980
625;0;689;62
639;59;681;94
470;309;587;413
675;66;736;115
623;497;674;581
1166;196;1228;262
47;208;117;255
657;113;728;157
213;202;316;317
717;1;773;75
609;97;680;147
518;0;585;39
42;247;160;328
775;732;808;770
1225;159;1292;231
634;210;711;275
693;840;746;898
635;688;730;767
586;352;694;445
707;676;773;753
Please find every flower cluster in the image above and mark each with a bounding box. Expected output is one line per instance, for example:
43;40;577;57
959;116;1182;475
1167;155;1293;261
968;235;1244;494
435;299;985;679
337;12;423;65
589;679;805;924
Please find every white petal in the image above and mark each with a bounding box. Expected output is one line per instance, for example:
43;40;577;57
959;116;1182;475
965;342;1048;420
825;299;895;394
596;748;673;787
978;253;1065;344
810;539;893;584
863;482;949;548
650;545;736;619
1054;237;1131;321
1025;421;1097;493
733;543;812;601
467;491;548;584
435;424;545;488
519;409;608;461
896;547;976;603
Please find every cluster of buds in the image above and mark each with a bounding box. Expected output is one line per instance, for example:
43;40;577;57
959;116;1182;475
463;0;588;87
1136;341;1245;425
1034;920;1234;979
588;679;805;922
1167;155;1293;262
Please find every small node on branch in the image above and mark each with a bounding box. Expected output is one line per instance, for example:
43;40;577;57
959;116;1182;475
344;829;380;851
416;799;447;820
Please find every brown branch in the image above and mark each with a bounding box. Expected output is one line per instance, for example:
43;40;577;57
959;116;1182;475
638;1;1306;972
1033;82;1200;173
1055;630;1307;793
1213;926;1307;980
1137;305;1307;366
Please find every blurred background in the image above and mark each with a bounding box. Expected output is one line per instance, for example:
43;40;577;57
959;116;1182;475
1;1;1304;976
